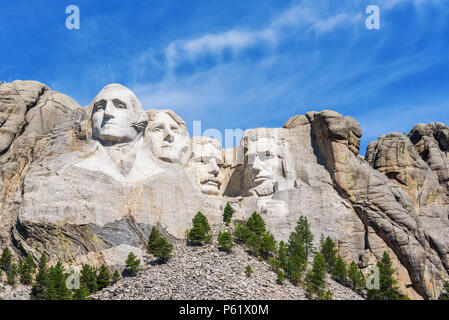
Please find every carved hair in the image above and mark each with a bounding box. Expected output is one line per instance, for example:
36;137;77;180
146;109;188;135
91;83;149;133
242;128;286;158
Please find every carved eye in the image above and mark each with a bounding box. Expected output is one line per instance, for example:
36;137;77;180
113;99;127;109
94;102;104;111
202;156;211;164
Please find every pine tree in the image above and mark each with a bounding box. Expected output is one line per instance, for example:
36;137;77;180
0;248;13;272
292;216;314;258
187;212;212;245
152;236;174;262
97;264;111;290
245;265;253;277
73;283;90;300
125;252;141;277
218;231;234;252
112;269;121;283
348;261;365;292
259;232;277;259
367;251;401;300
286;223;308;285
247;233;261;256
234;222;251;244
31;254;50;300
147;226;161;254
6;263;18;285
246;212;266;236
277;270;285;285
332;256;347;285
47;262;72;300
305;252;328;298
19;254;35;285
277;241;288;270
269;258;281;273
287;219;309;263
223;202;235;225
317;290;333;300
80;264;98;293
320;236;337;273
287;245;307;285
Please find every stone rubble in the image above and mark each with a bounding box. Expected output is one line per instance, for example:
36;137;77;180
92;234;363;301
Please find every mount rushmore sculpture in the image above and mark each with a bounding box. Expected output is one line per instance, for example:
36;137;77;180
0;80;448;299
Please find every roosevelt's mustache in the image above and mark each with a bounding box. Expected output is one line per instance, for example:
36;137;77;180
200;176;222;185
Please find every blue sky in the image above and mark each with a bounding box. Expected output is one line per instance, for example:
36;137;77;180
1;0;449;154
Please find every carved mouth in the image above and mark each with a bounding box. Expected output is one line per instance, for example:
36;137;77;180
254;176;270;184
201;179;221;187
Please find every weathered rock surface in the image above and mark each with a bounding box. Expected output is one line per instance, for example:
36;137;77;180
0;81;448;300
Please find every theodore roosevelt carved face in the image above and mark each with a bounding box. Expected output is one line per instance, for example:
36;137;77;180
91;84;148;145
188;137;224;195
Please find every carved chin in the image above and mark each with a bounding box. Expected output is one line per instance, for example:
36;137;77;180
252;180;274;196
95;127;137;144
156;148;181;163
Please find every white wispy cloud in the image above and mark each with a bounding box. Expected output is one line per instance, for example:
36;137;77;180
161;3;363;72
129;0;449;148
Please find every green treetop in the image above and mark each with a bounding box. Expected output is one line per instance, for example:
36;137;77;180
223;202;235;225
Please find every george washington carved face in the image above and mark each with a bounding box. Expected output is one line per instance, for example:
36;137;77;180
91;84;148;145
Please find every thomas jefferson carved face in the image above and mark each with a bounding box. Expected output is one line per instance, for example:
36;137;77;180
188;137;224;195
147;110;190;164
91;84;147;145
245;130;286;196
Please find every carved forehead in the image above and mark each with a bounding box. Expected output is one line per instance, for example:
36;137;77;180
147;109;189;136
247;138;282;156
151;112;178;126
92;84;144;113
147;109;186;127
191;137;222;160
244;129;285;156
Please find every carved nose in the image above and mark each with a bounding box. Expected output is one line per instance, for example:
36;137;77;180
252;157;263;173
208;159;220;176
104;101;115;119
164;131;174;143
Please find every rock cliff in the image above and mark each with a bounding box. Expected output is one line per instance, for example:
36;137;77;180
0;80;448;299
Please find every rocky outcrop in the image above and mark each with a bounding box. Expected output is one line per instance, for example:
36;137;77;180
364;130;449;299
0;81;448;300
0;81;83;255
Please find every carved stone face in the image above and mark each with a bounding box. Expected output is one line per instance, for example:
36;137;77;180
246;136;285;196
188;138;224;195
91;84;146;144
148;111;189;163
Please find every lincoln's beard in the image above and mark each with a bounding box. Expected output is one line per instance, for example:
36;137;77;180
251;179;275;196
